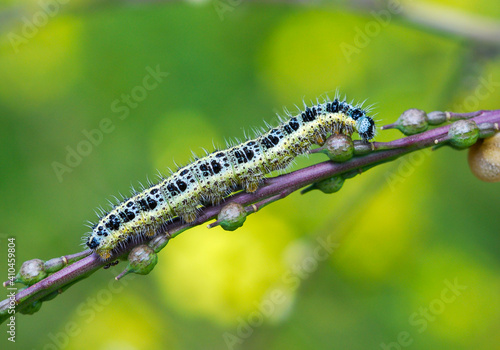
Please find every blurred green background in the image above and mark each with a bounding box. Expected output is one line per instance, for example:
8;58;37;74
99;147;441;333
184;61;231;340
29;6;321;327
1;0;500;349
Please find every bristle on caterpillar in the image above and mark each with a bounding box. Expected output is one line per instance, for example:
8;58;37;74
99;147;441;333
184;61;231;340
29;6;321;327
85;96;376;259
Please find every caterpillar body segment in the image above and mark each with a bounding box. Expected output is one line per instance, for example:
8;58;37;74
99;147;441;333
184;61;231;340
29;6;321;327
86;97;376;259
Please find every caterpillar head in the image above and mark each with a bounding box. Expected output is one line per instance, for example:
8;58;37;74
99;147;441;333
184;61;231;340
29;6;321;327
86;234;101;250
357;116;376;141
86;223;110;249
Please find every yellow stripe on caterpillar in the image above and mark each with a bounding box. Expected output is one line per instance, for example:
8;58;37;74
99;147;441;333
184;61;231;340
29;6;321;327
85;96;376;259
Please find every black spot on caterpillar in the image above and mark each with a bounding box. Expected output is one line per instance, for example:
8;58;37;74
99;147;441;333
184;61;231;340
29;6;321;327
85;96;376;259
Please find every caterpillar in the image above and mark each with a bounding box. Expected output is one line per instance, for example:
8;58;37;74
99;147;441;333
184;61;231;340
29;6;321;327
85;96;376;259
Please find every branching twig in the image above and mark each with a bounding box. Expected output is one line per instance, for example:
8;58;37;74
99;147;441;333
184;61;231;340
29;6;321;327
1;109;499;323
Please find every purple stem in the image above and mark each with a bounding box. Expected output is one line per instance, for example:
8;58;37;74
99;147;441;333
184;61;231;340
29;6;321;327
1;109;499;322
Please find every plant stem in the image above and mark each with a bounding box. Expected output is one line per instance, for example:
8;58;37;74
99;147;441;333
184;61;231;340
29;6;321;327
1;109;499;324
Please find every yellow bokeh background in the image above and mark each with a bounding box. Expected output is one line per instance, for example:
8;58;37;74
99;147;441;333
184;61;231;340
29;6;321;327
0;0;499;349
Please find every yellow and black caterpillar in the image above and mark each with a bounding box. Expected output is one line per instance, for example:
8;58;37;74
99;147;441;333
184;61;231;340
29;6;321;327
86;96;375;259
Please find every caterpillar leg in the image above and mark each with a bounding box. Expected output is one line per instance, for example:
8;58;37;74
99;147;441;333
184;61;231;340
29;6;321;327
96;249;111;260
315;135;326;145
245;181;259;193
181;211;198;223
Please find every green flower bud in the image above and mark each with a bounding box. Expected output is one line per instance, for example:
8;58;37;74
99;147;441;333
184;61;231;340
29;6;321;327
218;202;247;231
396;109;429;135
40;290;59;302
302;176;345;195
353;140;372;155
126;245;158;276
448;120;479;149
319;134;354;162
477;122;498;138
148;234;170;254
316;176;344;194
427;111;447;125
44;257;68;274
19;300;42;315
16;259;47;286
468;132;500;182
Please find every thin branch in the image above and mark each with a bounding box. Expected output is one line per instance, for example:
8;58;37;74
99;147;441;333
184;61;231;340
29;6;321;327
396;1;500;46
1;109;499;323
3;1;500;48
